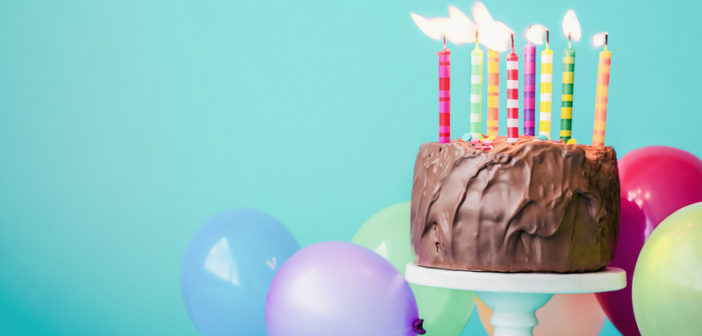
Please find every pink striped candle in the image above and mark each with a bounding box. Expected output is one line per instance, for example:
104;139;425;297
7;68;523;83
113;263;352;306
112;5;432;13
523;44;536;136
438;36;451;143
507;35;519;143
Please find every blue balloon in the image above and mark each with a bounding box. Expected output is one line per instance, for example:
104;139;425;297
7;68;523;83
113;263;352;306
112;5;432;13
181;208;299;336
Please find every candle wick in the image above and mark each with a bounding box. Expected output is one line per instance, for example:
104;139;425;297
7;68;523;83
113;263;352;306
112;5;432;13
443;32;446;49
510;33;514;52
475;30;479;46
604;33;608;48
546;29;549;47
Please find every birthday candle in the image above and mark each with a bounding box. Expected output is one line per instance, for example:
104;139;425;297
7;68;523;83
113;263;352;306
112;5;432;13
524;44;536;136
487;49;500;139
470;32;483;140
539;30;553;139
559;9;581;142
592;33;611;147
507;34;519;143
560;37;575;142
438;34;451;143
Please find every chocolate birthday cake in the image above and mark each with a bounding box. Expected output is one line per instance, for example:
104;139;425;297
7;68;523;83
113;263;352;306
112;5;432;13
410;136;620;272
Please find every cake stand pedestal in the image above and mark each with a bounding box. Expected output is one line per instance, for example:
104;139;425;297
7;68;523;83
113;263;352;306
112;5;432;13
405;263;625;336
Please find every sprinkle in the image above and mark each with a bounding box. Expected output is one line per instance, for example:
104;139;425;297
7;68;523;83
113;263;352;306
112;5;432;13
461;133;472;142
538;135;548;141
470;139;481;145
567;138;577;145
483;139;493;146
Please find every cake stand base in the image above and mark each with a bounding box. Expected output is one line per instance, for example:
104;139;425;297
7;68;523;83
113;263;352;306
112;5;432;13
405;264;625;336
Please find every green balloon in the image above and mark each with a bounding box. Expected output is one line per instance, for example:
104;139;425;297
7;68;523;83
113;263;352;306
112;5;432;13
633;202;702;335
352;202;475;335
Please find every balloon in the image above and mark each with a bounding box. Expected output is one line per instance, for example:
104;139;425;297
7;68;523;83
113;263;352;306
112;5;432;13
351;202;475;335
595;146;702;336
180;208;299;336
476;294;605;336
266;241;421;336
633;202;702;335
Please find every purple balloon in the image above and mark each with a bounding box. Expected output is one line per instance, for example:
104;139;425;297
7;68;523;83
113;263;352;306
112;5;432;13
265;241;422;336
595;146;702;336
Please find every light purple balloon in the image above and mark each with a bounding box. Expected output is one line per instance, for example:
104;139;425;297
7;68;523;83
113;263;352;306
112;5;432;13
265;241;422;336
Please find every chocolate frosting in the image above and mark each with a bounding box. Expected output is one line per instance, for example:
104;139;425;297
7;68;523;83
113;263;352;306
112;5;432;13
411;136;620;272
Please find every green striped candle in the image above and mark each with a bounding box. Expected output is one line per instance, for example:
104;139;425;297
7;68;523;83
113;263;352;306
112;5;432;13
559;40;575;142
471;41;483;139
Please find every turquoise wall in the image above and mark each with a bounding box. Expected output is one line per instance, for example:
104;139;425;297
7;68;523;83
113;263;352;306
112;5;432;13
0;0;699;334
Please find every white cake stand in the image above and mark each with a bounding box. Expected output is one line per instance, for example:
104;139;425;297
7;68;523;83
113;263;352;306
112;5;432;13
405;263;625;336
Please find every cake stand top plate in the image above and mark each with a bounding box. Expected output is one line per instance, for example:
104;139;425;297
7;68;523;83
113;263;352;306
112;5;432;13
405;263;626;294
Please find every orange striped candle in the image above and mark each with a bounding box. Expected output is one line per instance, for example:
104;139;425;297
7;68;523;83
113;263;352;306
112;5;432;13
487;49;500;139
592;33;611;147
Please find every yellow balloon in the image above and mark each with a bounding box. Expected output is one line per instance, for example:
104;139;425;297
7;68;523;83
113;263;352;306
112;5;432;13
633;202;702;335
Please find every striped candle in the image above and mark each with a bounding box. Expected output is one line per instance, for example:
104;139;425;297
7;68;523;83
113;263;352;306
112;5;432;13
438;37;451;143
487;49;500;139
506;35;519;143
560;39;575;142
539;32;553;139
592;34;611;147
470;41;483;139
523;44;536;136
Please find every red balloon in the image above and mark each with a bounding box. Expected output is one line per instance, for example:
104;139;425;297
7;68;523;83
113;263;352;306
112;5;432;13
596;146;702;336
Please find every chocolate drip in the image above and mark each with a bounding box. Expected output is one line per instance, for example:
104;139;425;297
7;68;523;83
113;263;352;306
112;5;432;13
411;136;620;272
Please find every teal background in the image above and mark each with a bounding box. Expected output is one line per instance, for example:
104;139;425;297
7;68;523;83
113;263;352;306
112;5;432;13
0;0;699;334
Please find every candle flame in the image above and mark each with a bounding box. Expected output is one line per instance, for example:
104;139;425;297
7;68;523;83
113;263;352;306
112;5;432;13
526;24;548;45
472;2;513;52
592;32;608;48
410;13;450;41
561;10;581;42
410;6;476;45
471;2;494;27
447;5;477;44
410;3;512;51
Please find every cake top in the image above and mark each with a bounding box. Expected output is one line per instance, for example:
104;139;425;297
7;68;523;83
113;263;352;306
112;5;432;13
435;135;616;166
453;135;614;154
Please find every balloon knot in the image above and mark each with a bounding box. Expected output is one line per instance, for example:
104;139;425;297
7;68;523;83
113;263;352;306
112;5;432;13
413;318;426;335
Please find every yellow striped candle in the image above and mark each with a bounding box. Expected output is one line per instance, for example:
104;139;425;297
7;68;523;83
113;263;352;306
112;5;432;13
593;33;611;147
539;31;553;139
487;49;500;139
